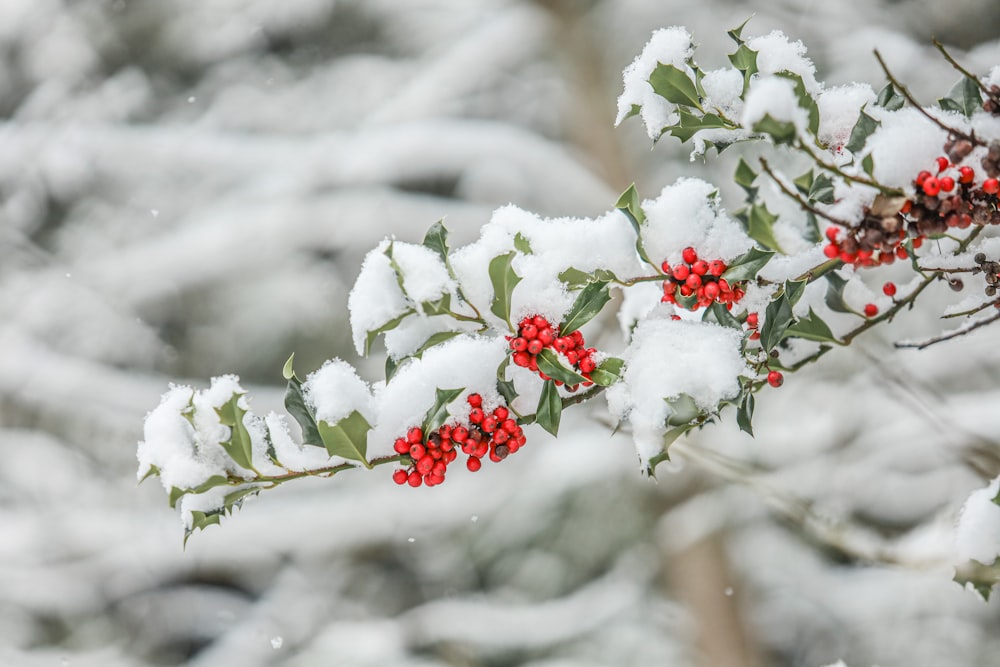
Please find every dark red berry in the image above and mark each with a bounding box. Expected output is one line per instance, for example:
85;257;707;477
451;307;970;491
939;176;955;192
959;166;975;184
863;303;878;317
984;178;1000;195
767;370;784;388
467;457;482;472
467;393;483;408
935;156;949;172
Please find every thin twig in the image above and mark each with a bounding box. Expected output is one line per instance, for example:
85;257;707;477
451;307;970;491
895;310;1000;350
759;158;855;226
932;39;990;95
794;140;904;196
873;49;983;146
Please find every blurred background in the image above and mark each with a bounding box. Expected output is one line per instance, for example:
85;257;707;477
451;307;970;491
2;0;1000;665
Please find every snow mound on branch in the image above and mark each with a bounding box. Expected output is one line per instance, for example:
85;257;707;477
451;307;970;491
817;83;876;149
606;310;747;467
303;359;375;425
742;75;809;133
956;475;1000;565
747;30;820;94
368;335;508;459
640;178;753;266
864;107;950;188
615;26;693;138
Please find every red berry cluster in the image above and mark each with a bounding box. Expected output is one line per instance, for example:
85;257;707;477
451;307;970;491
508;315;596;390
660;247;743;310
391;394;526;488
902;155;1000;235
821;222;919;267
745;311;760;341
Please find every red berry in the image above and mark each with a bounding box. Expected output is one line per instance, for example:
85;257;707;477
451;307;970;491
682;247;698;264
767;370;784;388
984;178;1000;195
746;312;759;328
481;417;497;433
939;176;955;192
393;469;408;485
896;246;908;259
527;339;544;355
469;407;484;424
825;226;840;242
532;315;548;329
571;331;584;346
537;328;555;346
936;156;949;172
466;457;482;472
912;237;923;249
579;357;596;373
922;177;940;196
672;264;690;281
959;166;975;184
407;471;422;487
513;351;531;367
915;170;932;185
882;282;897;297
493;406;509;421
554;337;571;353
823;243;840;259
394;438;410;454
416;456;434;474
522;324;539;340
708;260;727;277
900;200;912;214
863;303;878;317
493;429;509;444
502;418;518;434
703;281;720;299
662;281;678;296
692;260;709;276
409;442;426;459
685;273;702;289
467;393;483;408
660;261;671;274
407;427;423;444
839;251;856;264
510;337;527;352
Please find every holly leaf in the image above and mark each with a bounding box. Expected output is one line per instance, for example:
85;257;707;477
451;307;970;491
488;252;521;328
414;330;462;357
785;307;838;343
514;232;533;255
745;204;784;253
736;393;755;436
536;379;562;436
646;424;693;478
649;63;702;108
809;173;835;204
727;17;753;44
705;301;743;329
615;184;656;266
421;387;465;435
793;169;814;195
558;267;592;289
317;411;372;467
734;157;759;198
282;353;297;381
536;348;588;385
560;281;612;335
168;475;229;509
721;247;774;283
284;376;322;447
752;114;797;144
665;393;701;426
876;83;905;111
215;393;255;471
846;109;879;154
761;294;794;351
784;279;807;306
385;355;399;381
938;77;983;117
364;309;415;356
824;272;852;313
422;219;450;264
421;293;452;317
184;509;223;546
497;378;518;405
589;356;624;387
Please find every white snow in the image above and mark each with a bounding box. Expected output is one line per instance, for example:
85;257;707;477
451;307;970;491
348;239;413;355
303;358;376;425
640;178;754;266
817;83;876;150
615;26;694;138
863;108;950;188
389;241;455;305
747;30;820;94
742;75;808;133
956;476;1000;565
606;309;747;467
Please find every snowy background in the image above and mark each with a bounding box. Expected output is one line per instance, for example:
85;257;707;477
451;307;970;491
3;1;1000;666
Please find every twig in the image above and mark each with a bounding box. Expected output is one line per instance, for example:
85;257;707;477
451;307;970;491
794;140;904;196
873;50;983;146
759;158;856;226
932;39;990;96
894;310;1000;350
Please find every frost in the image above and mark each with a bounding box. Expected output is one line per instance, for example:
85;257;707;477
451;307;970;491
640;178;753;266
607;311;747;467
303;359;375;425
747;30;819;94
616;26;694;138
956;475;1000;565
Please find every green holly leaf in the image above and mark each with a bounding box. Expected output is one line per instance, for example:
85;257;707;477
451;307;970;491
184;509;223;546
721;246;774;283
736;393;755;436
727;17;753;44
616;184;655;267
938;77;983;117
536;348;588;386
784;279;807;306
282;353;297;381
168;475;229;509
589;356;624;387
809;173;835;204
752;114;797;144
414;330;462;357
846;109;880;154
383;241;408;294
705;301;743;330
665;393;701;426
824;272;852;313
284;376;323;447
138;464;160;484
728;43;758;73
385;355;398;381
861;153;875;177
735;157;759;198
776;72;820;135
876;83;905;111
535;379;562;436
215;393;255;471
317;411;372;467
785;307;838;343
745;204;784;253
497;378;518;405
649;63;702;108
514;232;533;255
793;169;814;195
560;281;612;335
558;267;592;289
761;294;794;351
422;219;451;264
488;252;521;328
646;424;693;478
421;293;452;316
421;387;465;435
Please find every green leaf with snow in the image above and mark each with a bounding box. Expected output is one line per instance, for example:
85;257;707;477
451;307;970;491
364;308;415;357
558;267;592;289
589;356;624;387
785;308;838;343
665;393;701;426
616;184;655;266
560;281;612;335
497;378;518;405
421;387;465;435
318;411;372;467
784;279;807;306
876;83;905;111
727;17;753;44
846;109;879;154
752;114;797;145
824;272;852;314
938;77;983;117
646;424;693;477
743;204;784;253
721;246;774;283
513;232;533;255
282;353;297;381
168;475;229;509
285;376;323;447
185;509;223;546
536;348;588;386
414;330;462;357
793;169;814;195
734;157;759;198
215;393;255;471
705;301;742;330
422;219;451;265
649;63;702;109
421;293;452;316
776;71;820;135
536;379;562;436
488;252;521;328
808;173;835;204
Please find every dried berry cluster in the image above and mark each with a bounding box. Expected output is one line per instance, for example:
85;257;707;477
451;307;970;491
661;246;743;310
982;85;1000;116
974;252;1000;298
509;315;596;389
392;394;526;488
